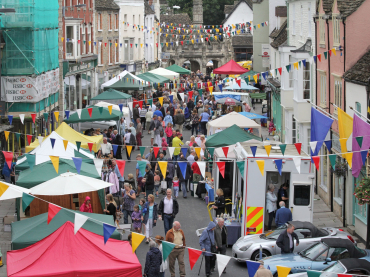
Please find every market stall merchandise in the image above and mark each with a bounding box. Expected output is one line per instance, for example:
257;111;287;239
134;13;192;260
7;222;141;277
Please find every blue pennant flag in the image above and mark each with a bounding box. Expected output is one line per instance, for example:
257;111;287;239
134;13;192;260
112;145;118;156
246;261;260;277
261;22;264;27
181;147;188;158
72;157;82;174
50;138;56;149
361;150;368;166
302;59;306;67
275;159;283;175
65;110;70;120
218;84;223;92
324;140;332;152
311;107;334;156
8;115;13;125
169;95;174;103
103;223;116;244
313;56;317;63
178;162;187;179
250;146;257;157
118;103;124;113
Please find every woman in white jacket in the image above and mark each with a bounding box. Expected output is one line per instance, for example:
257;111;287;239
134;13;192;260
155;235;168;277
266;184;277;232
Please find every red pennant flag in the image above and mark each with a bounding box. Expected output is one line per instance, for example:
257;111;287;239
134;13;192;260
189;91;193;100
222;147;229;157
181;41;184;45
130;44;133;48
294;143;302;154
153;147;160;158
198;83;201;89
328;49;332;57
26;135;33;145
278;67;282;75
3;151;13;170
257;73;260;79
312;156;320;171
47;203;62;224
31;113;36;123
116;160;126;176
139;100;143;109
216;162;226;178
188;248;202;270
236;79;241;87
337;274;352;277
87;107;93;117
156;43;158;47
317;54;322;62
87;143;93;152
104;42;107;47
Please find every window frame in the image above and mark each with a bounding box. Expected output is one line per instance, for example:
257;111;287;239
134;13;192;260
303;61;311;100
333;14;340;46
109;40;113;64
115;14;119;30
293;184;311;206
319;15;325;45
98;13;102;31
319;71;327;106
334;76;342;109
98;40;103;66
292;115;297;144
115;39;119;63
109;14;112;31
292;4;296;35
308;3;312;37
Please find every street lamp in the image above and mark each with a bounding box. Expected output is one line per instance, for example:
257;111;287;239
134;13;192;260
62;4;86;17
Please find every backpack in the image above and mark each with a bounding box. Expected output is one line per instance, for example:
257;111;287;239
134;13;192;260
129;133;136;145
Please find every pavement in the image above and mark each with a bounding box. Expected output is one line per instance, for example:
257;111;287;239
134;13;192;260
0;102;364;276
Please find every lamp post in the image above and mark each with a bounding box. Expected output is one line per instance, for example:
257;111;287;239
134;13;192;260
62;4;86;18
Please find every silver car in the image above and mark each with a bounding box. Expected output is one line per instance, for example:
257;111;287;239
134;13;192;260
232;221;356;262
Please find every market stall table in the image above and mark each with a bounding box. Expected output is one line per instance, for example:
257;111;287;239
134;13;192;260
226;221;241;246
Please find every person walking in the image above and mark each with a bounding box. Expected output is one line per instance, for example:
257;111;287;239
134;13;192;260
254;261;273;277
266;184;277;231
142;194;158;243
136;118;143;148
276;223;299;254
155;235;168;277
166;221;186;277
214;219;227;273
140;105;148;130
174;110;185;134
124;129;136;160
212;188;225;217
164;110;173;127
158;189;179;236
144;240;162;277
176;154;190;198
133;104;140;127
191;110;200;136
171;132;184;161
143;165;155;199
149;115;160;147
199;221;217;277
146;107;153;134
199;109;210;135
121;183;136;224
104;194;117;222
277;182;289;208
275;201;292;227
165;157;175;189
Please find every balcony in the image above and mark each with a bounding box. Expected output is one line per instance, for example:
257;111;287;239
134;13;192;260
280;88;294;109
293;99;311;123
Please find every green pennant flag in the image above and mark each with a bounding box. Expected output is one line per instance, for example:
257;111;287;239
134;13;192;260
76;141;81;152
135;44;138;48
236;161;245;177
26;154;35;170
324;51;328;59
138;160;147;176
162;241;176;261
43;112;49;121
148;99;153;106
279;144;287;156
22;193;35;212
254;26;256;29
245;77;249;85
286;65;290;73
298;61;301;68
139;147;146;157
356;136;363;148
207;147;215;157
329;154;337;170
15;133;21;142
98;107;104;114
275;68;278;76
161;43;164;47
306;270;322;277
198;89;203;97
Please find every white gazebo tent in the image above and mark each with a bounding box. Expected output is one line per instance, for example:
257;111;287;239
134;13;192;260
207;111;261;135
100;70;149;89
149;68;179;80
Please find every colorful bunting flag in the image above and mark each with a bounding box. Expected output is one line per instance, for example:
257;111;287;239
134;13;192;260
47;203;62;224
50;138;56;149
216;254;231;277
19;114;25;124
50;156;59;173
54;111;59;122
246;261;260;277
197;161;206;178
162;241;176;260
264;145;271;157
153;147;160;158
256;160;265;176
312;156;320;171
276;266;291;277
293;157;301;174
346;152;353;168
236;161;245;177
324;140;332;152
63;140;68;150
74;213;88;234
356;136;363;148
26;154;35;170
132;232;145;252
116;160;126;176
158;161;168;179
4;131;9;141
188;248;202;270
216;161;225;178
222;147;228;158
87;143;94;152
76;141;81;152
275;159;283;175
306;270;322;277
22;193;34;212
8;115;13;125
31;113;36;123
279;144;286;156
361;150;368;166
108;105;113;115
294;143;302;154
250;146;257;157
87;108;93;117
126;145;133;157
103;223;117;244
72;157;82;174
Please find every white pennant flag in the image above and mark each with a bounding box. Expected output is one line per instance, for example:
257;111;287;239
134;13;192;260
309;141;317;153
128;102;133;114
176;41;179;46
99;41;102;47
179;93;184;101
197;162;206;178
168;147;175;159
270;69;275;78
201;38;204;43
76;109;82;119
93;159;104;176
125;43;128;48
293;157;301;174
74;213;88;234
216;254;231;277
38;136;44;145
19;114;25;124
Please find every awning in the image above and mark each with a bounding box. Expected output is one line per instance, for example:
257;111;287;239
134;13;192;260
213;60;249;75
91;89;132;101
101;70;148;89
64;105;122;123
137;72;170;84
166;64;191;74
149;67;179;80
249;93;266;99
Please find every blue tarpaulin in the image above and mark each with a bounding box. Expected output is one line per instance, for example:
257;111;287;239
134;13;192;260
239;112;268;120
214;94;241;101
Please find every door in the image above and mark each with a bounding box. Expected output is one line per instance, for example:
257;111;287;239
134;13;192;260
290;182;312;222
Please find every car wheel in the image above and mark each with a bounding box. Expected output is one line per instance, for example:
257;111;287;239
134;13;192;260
251;250;271;261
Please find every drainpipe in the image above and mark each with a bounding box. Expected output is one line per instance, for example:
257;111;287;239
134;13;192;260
342;17;346;228
314;16;318;194
367;77;370;249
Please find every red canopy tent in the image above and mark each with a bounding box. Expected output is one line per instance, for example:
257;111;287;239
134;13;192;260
7;221;142;277
213;60;249;75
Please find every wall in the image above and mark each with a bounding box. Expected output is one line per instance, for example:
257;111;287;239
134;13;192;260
345;82;367;118
269;0;286;35
144;14;156;63
252;0;269;72
223;2;253;29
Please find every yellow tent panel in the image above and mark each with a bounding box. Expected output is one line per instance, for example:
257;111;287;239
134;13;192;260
26;122;103;153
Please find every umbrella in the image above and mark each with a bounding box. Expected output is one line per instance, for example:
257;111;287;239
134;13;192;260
29;172;112;196
224;98;236;105
0;182;29;200
206;60;213;67
216;97;241;105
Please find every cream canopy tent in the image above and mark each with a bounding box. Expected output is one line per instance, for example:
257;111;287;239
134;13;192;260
93;101;131;129
100;70;149;89
207;111;261;135
149;68;179;80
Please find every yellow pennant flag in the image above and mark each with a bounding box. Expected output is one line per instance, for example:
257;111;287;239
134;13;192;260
332;48;336;56
166;42;168;47
158;161;168;179
264;145;271;157
248;75;251;81
258;24;260;28
108;105;113;115
54;111;59;122
115;43;118;47
195;147;201;158
346;152;353;168
50;156;59;173
132;232;145;252
61;37;64;42
276;266;291;277
253;75;258;83
337;108;353;155
158;97;163;106
191;39;194;44
89;41;91;45
140;43;143;48
256;160;265;176
209;86;213;94
294;62;299;70
4;131;9;141
0;182;9;197
190;83;193;88
126;145;133;157
63;140;68;150
339;138;348;159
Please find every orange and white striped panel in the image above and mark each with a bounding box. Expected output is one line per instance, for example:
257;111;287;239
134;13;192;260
246;207;264;235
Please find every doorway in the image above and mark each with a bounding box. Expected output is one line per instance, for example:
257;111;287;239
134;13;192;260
190;60;200;72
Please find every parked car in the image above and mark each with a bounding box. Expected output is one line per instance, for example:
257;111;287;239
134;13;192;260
263;238;370;277
290;258;370;277
232;221;355;262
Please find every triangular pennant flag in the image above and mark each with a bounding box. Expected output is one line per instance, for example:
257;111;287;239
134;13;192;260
216;254;231;277
181;147;188;158
264;145;271;157
276;266;291;277
293;157;301;174
138;160;147;177
250;146;257;157
132;232;145;252
312;156;320;171
195;147;201;158
188;248;202;270
50;156;59;173
22;193;34;212
72;157;82;174
324;140;332;152
26;154;35;170
19;114;25;124
43;111;48;121
77;109;82;118
112;145;118;156
108;105;113;115
275;159;283;175
216;161;226;178
65;110;70;119
98;107;104;114
63;140;68;150
153;147;160;158
294;143;302;154
47;203;62;224
158;161;168;179
236;161;245;177
158;97;163;106
309;141;317;153
26;135;32;145
346;152;353;168
246;261;260;277
93;159;104;176
87;107;93;117
54;111;59;122
178;162;187;180
76;141;81;152
361;150;368;166
279;144;287;156
87;142;93;152
103;223;117;244
168;147;175;159
328;154;337;170
15;133;21;142
197;161;206;178
162;241;176;260
0;182;9;197
222;147;228;157
118;103;124;113
256;160;265;176
207;147;215;157
50;138;56;149
74;213;88;234
8;115;13;125
356;136;363;148
4;131;9;141
31;113;36;123
139;146;146;157
306;270;322;277
116;160;126;176
38;136;44;145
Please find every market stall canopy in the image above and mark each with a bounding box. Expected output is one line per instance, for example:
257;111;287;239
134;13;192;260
91;89;132;101
239;112;268;120
224;83;258;90
7;222;142;277
64;105;122;124
166;64;191;74
26;122;103;153
11;209;120;250
0;182;29;201
207;111;261;135
216;97;241;105
205;124;262;148
101;70;147;89
104;75;150;91
213;60;249;75
149;67;179;80
240;70;259;80
94;101;131;128
16;159;100;189
137;72;170;84
206;60;213;67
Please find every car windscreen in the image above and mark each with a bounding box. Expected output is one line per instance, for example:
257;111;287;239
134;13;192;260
300;242;328;260
319;262;345;277
263;225;287;240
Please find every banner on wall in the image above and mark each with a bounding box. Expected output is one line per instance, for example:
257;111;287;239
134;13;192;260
1;68;60;103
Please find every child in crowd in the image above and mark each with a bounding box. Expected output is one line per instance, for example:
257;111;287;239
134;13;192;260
165;123;173;145
131;205;142;233
154;170;161;198
126;173;136;191
161;137;168;156
173;176;180;198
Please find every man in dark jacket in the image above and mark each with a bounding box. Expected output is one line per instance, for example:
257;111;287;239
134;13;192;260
276;223;299;254
144;240;162;277
158;189;179;236
174;110;185;134
187;98;195;111
133;104;140;127
143;165;155;200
